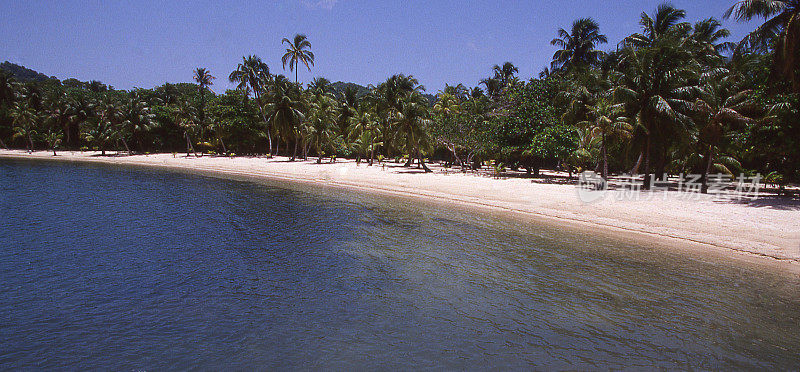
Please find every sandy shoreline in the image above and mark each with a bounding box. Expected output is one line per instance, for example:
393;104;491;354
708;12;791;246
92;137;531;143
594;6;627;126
3;149;799;269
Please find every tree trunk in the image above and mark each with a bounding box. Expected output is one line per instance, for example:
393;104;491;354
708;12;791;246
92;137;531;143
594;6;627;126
27;134;34;153
0;137;7;149
601;132;608;180
121;137;132;156
368;136;375;166
185;132;197;157
291;138;298;161
254;91;273;156
701;146;715;194
416;147;431;173
219;137;228;155
447;143;465;171
642;134;651;190
630;152;643;174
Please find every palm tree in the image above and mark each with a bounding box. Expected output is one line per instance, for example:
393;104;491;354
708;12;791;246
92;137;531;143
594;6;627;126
120;93;154;154
281;34;315;85
690;18;734;55
491;62;519;86
175;99;200;157
614;3;697;188
265;76;305;160
82;120;115;155
42;130;62;156
336;86;359;134
391;93;432;172
578;98;633;179
725;0;800;92
550;18;609;72
306;88;339;163
45;92;72;147
348;109;381;165
308;77;332;93
10;102;38;152
614;45;697;189
229;55;273;153
193;67;215;131
692;69;753;192
624;3;690;48
95;97;124;154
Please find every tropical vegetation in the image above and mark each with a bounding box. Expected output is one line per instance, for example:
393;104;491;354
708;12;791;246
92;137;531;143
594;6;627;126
1;3;798;193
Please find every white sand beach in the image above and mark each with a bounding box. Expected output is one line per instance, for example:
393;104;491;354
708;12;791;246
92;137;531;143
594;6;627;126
3;149;799;268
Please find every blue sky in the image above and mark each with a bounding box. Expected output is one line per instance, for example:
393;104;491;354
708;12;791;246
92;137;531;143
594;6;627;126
1;0;759;94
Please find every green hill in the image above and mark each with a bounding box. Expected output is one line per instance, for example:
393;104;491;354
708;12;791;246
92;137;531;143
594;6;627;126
0;61;57;82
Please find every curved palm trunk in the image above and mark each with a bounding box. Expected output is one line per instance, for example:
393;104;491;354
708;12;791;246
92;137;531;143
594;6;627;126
185;132;197;157
254;92;273;156
642;134;651;190
219;136;228;155
630;152;643;174
120;137;132;156
416;146;431;173
403;131;414;167
701;146;715;194
601;132;608;180
368;138;375;166
62;121;71;148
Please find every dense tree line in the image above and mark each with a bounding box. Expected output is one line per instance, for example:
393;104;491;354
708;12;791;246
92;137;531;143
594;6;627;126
1;1;798;190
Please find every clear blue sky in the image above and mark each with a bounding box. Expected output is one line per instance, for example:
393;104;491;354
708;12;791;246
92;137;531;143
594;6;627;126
1;0;758;94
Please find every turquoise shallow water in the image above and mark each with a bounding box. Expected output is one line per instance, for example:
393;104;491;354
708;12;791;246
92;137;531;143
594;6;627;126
1;158;799;370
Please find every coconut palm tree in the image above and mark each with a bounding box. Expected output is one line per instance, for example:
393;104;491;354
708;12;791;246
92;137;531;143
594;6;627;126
348;109;381;165
193;67;215;130
281;34;315;85
690;18;735;55
336;86;359;134
120;93;154;154
614;3;697;188
229;55;274;153
95;97;124;154
175;99;200;157
10;102;38;152
42;130;62;156
391;93;432;172
613;43;697;188
624;3;690;48
82;120;115;155
44;91;72;147
550;18;609;72
725;0;800;92
265;76;305;160
491;62;519;86
306;88;339;162
691;69;753;192
308;77;332;93
578;98;633;179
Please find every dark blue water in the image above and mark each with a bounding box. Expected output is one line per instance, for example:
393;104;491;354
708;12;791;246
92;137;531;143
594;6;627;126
1;158;799;370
